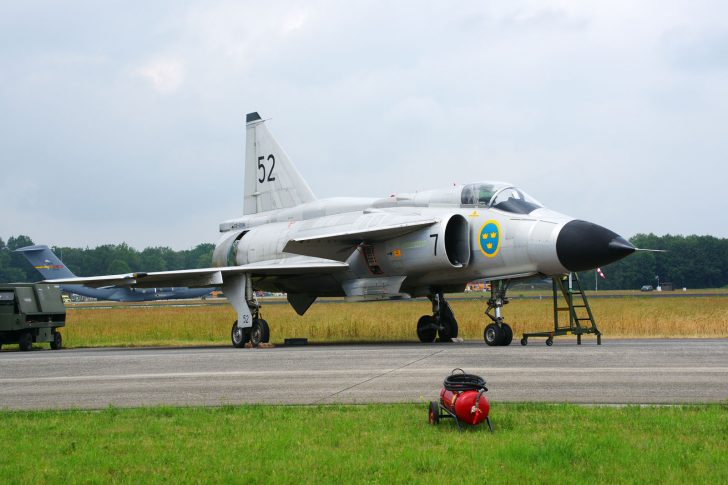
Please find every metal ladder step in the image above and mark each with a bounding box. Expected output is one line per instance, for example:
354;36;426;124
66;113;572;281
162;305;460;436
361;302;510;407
361;245;384;275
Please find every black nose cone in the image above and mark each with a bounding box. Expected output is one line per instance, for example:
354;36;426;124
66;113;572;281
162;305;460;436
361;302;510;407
556;220;635;272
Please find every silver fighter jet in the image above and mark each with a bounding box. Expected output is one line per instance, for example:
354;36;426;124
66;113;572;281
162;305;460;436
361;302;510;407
45;112;635;347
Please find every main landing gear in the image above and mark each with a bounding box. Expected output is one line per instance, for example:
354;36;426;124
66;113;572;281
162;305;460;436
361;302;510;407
417;292;459;343
225;274;271;349
230;299;270;348
483;280;513;346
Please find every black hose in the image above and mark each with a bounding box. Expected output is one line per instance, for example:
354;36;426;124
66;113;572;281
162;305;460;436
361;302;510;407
443;368;488;393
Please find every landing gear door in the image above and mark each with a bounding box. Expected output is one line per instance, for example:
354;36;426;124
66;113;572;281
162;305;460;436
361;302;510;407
223;274;253;329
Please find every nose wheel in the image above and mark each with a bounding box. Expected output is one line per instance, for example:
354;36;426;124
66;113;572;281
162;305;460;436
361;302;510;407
484;322;513;346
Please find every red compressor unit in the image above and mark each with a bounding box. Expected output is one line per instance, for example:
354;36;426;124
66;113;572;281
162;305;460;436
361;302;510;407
428;369;492;432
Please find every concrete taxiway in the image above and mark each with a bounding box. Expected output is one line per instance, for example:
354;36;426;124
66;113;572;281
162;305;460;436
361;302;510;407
0;339;726;410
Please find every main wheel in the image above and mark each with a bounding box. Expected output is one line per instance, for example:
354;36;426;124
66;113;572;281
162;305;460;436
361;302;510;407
18;332;33;352
437;317;457;342
440;303;459;338
437;316;459;342
250;318;270;347
231;321;248;348
50;331;62;350
428;401;440;425
417;316;437;343
546;337;554;346
501;323;513;346
484;323;503;346
260;319;270;343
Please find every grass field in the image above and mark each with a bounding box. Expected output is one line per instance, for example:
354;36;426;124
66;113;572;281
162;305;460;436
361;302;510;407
0;404;726;483
45;294;728;349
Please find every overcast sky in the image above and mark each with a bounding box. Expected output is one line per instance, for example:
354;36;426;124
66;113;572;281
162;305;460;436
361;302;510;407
1;1;727;250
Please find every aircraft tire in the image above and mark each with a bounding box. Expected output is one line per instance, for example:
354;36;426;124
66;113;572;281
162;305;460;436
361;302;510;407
18;332;33;352
447;317;459;339
261;319;271;343
484;323;503;346
417;315;437;343
501;324;513;346
50;331;62;350
437;317;458;342
231;321;247;348
440;302;458;338
250;319;270;347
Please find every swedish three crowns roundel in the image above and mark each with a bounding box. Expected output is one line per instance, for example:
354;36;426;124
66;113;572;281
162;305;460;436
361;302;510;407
479;220;501;258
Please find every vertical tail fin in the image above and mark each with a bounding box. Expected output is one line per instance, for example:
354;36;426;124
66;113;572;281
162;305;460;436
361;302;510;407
244;112;316;215
14;245;77;279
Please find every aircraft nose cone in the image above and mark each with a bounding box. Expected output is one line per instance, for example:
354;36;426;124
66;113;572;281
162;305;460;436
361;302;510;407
556;220;635;272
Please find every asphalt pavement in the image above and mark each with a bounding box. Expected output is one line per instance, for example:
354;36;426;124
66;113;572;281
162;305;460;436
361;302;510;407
1;339;726;410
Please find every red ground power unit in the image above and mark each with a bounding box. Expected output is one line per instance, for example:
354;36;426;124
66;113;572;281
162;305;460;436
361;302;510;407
428;369;492;432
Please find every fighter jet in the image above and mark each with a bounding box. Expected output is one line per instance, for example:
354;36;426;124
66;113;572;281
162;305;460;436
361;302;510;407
43;112;635;346
16;245;212;302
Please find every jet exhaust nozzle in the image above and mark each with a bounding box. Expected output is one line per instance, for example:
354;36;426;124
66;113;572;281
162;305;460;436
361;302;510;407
556;220;635;272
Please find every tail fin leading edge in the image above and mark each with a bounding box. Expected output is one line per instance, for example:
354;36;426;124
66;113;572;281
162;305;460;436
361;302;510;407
244;112;316;215
14;245;77;279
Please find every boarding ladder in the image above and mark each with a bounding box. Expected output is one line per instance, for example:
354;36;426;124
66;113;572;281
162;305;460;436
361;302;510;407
360;244;384;275
521;273;601;346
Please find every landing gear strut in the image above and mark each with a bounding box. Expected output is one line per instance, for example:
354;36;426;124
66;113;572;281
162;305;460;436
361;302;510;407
417;292;458;343
483;280;513;346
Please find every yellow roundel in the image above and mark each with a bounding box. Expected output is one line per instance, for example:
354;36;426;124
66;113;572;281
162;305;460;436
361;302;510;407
478;220;501;258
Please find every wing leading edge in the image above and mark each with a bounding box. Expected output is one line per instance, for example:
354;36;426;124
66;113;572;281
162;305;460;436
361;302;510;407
283;218;438;261
42;259;349;289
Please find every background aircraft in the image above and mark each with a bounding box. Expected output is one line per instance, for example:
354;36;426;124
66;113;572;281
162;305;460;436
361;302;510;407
17;245;212;302
44;112;635;346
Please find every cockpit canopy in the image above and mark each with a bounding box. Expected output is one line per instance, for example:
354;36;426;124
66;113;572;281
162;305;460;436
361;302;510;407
461;183;543;214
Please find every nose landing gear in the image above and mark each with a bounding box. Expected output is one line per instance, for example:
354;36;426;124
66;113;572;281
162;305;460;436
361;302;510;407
483;280;513;346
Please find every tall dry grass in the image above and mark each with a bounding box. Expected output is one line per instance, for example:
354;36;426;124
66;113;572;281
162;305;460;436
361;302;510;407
58;296;728;348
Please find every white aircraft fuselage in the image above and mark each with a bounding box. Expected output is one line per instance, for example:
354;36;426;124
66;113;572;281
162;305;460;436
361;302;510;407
213;193;587;299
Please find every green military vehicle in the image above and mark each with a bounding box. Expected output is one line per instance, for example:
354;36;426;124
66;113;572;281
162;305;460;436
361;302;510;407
0;283;66;351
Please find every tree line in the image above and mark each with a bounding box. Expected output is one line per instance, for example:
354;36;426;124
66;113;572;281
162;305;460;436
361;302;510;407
577;233;728;291
2;233;728;290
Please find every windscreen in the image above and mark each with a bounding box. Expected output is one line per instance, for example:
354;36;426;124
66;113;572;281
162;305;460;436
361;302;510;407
490;187;542;214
